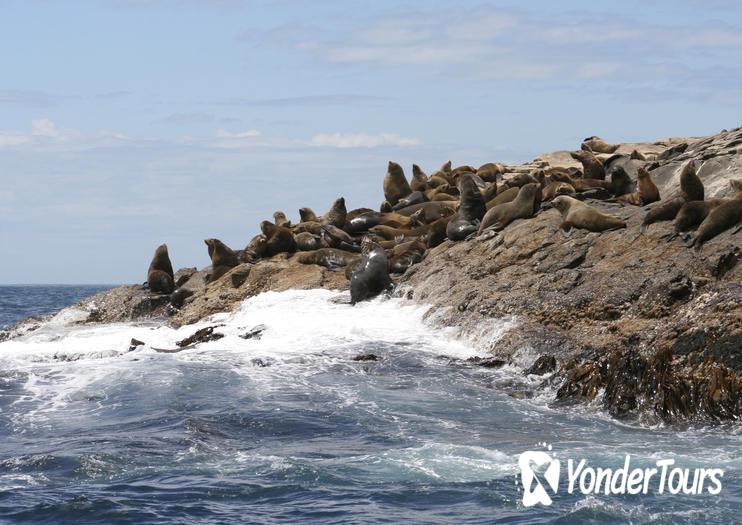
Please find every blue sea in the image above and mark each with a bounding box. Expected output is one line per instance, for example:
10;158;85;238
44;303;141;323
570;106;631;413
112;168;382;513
0;286;740;524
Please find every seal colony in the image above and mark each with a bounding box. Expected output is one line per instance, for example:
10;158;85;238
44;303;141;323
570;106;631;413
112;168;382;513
9;127;742;425
143;132;741;315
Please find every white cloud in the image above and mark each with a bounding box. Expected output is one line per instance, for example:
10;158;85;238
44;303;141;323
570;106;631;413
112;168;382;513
215;128;261;138
310;133;421;148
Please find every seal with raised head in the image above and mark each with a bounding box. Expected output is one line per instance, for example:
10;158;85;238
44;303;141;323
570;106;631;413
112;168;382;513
383;161;413;206
410;164;429;192
691;179;742;254
205;238;239;283
478;183;539;233
299;207;318;223
321;197;347;228
350;237;393;304
641;160;704;231
273;211;291;228
570;146;605;180
446;173;487;241
582;136;620;154
147;243;175;294
261;221;296;256
618;167;660;206
551;196;626;234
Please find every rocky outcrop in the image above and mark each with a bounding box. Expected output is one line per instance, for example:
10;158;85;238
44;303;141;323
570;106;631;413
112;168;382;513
4;126;742;425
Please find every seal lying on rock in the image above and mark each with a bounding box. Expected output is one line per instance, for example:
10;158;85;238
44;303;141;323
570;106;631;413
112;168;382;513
478;183;540;233
551;195;626;234
147;244;175;294
446;173;487;241
261;221;296;256
582;136;620;154
350;237;393;304
205;238;239;283
691;179;742;254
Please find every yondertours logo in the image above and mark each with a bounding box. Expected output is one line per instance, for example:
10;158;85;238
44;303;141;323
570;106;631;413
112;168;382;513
516;443;724;507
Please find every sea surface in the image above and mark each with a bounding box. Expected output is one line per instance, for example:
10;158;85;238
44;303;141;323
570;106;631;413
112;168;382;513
0;286;740;524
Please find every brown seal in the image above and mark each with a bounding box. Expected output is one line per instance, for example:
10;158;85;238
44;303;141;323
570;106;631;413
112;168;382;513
691;179;742;253
411;164;429;192
299;207;318;223
147;243;175;294
294;231;324;251
260;221;296;256
486;186;519;209
551;196;626;234
383;161;413;206
582;136;620;154
570;146;605;180
542;181;575;200
205;238;239;283
478;183;540;233
641;160;704;231
321;197;347;228
240;234;267;262
618;167;660;206
389;239;427;274
476;162;504;183
674;200;724;233
273;211;291;228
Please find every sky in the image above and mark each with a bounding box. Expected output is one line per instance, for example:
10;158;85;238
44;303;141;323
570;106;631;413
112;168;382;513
1;0;741;284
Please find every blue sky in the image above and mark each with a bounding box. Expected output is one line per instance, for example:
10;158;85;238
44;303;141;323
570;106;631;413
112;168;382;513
1;0;741;284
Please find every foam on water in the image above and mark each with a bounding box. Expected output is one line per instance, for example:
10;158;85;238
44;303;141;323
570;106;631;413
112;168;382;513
1;288;741;523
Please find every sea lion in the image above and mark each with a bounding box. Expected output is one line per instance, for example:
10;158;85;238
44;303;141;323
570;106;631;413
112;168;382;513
582;136;620;154
452;165;477;178
674;200;724;233
691;180;742;253
570;146;605;180
480;182;499;203
321;224;360;252
388;240;427;274
383;161;413;206
446;173;487;241
641;161;704;231
297;248;360;271
618;167;660;206
299;207;318;223
430;160;453;183
205;238;239;283
551;196;626;234
486;186;519;209
427;175;450;188
424;216;453;248
321;197;347;228
241;234;267;262
350;237;393;304
542;181;575;200
476;162;503;183
260;221;296;256
369;224;419;241
380;201;393;213
273;211;291;228
410;164;429;192
392;190;427;211
478;183;539;233
394;201;457;222
570;178;615;193
346;207;375;222
147;244;175;294
295;231;324;251
504;171;540;189
630;149;647;161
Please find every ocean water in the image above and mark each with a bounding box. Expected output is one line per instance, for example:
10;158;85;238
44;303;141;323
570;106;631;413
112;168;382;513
0;287;740;524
